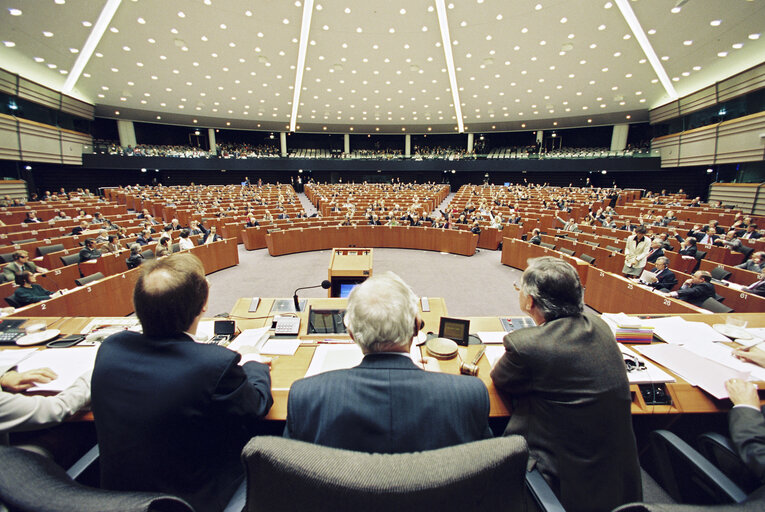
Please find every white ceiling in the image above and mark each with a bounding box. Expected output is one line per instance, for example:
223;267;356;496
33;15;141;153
1;0;763;133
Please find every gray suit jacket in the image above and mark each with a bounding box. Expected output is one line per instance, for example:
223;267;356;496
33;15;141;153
729;406;765;482
284;353;492;453
490;313;642;512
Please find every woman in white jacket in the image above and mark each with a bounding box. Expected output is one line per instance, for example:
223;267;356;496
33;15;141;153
622;225;651;277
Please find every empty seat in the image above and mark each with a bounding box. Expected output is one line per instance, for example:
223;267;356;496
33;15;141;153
37;244;66;256
13;238;37;245
580;254;596;264
540;242;556;250
700;297;733;313
4;294;21;308
60;253;81;266
141;250;155;260
559;248;575;256
605;245;622;253
709;267;732;281
75;272;104;287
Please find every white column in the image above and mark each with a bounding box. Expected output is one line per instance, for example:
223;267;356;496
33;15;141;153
405;134;411;157
610;124;629;151
467;133;474;153
280;132;287;157
117;120;136;147
344;133;350;154
208;128;217;155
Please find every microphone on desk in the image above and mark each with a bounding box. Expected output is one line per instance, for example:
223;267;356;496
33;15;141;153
293;280;331;312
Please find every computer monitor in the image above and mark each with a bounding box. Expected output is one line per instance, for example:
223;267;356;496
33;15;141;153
339;282;358;298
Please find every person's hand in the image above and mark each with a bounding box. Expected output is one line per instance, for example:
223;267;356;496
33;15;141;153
733;346;765;369
726;378;760;408
0;368;58;392
37;266;49;273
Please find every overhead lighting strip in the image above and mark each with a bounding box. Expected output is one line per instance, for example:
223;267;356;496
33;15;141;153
614;0;677;100
289;0;314;132
63;0;122;93
434;0;464;133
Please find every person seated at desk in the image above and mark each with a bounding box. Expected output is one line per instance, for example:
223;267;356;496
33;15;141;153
528;228;542;245
103;235;122;254
126;243;144;269
644;256;678;292
739;223;762;240
94;229;109;245
1;365;91;465
2;250;48;282
178;229;194;251
136;229;154;246
285;271;492;453
671;230;698;257
13;271;63;306
51;209;70;221
490;256;642;512
154;236;171;258
201;225;222;244
743;270;765;298
245;215;259;228
646;239;665;264
667;270;715;307
78;239;102;263
715;230;744;253
22;210;42;223
91;253;273;512
724;376;765;486
737;252;764;273
470;220;481;234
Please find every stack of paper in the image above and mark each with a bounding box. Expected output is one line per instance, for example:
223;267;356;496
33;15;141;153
601;313;654;344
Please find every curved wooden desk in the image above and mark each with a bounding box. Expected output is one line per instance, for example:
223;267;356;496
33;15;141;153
265;225;478;256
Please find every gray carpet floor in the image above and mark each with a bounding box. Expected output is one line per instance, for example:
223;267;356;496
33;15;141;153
206;245;526;318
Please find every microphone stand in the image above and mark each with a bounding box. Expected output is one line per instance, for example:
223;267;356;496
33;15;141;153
293;280;332;312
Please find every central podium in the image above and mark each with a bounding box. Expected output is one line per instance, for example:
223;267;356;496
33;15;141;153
328;248;373;297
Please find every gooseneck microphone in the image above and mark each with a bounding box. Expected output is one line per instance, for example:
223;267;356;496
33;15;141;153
293;279;331;312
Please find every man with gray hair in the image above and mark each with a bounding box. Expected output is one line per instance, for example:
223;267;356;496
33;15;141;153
491;257;641;512
284;271;492;453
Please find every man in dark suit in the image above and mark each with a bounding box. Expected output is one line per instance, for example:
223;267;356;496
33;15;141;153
528;228;542;245
645;257;678;291
646;239;665;264
78;238;102;263
739;224;762;240
744;271;765;298
725;374;765;482
91;253;273;512
491;257;641;512
284;272;492;453
668;270;716;306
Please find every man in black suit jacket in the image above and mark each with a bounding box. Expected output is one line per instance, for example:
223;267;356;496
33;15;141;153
744;271;765;298
646;257;677;291
491;257;641;512
92;253;273;512
285;272;492;453
646;239;664;264
668;270;716;307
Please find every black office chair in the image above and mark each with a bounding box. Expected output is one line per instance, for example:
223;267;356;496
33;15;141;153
75;272;104;287
699;297;734;313
697;433;762;495
141;249;155;260
0;445;194;512
0;253;15;263
241;436;536;512
540;242;557;250
649;430;747;505
580;254;596;265
13;238;37;245
171;243;180;253
60;253;81;266
559;248;575;256
710;267;733;281
606;245;623;253
38;243;66;256
5;293;21;308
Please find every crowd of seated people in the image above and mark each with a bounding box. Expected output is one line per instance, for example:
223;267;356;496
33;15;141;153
217;142;279;158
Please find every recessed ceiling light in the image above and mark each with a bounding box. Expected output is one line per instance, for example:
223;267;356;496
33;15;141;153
82;20;91;27
42;31;54;37
114;111;119;115
661;55;669;61
613;51;621;57
710;19;722;26
111;67;118;72
33;56;44;62
521;27;528;33
47;63;56;69
282;18;289;24
692;66;701;71
598;24;606;30
670;7;681;13
623;34;630;40
2;41;15;47
683;40;692;45
245;10;252;16
122;45;131;51
220;23;226;29
560;17;567;23
749;33;760;40
8;8;22;15
137;17;145;24
535;4;542;10
732;43;743;49
110;27;118;33
647;29;656;34
356;27;362;32
177;11;185;18
604;1;612;7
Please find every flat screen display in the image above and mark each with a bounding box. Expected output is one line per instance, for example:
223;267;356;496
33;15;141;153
339;283;358;298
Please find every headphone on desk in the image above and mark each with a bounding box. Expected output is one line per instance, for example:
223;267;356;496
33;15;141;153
623;352;646;373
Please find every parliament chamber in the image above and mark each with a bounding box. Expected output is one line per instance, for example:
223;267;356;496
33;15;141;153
1;0;765;508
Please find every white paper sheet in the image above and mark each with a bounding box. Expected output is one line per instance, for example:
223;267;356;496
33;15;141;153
16;347;98;391
650;317;728;345
634;344;749;399
485;346;506;367
192;321;216;342
681;341;765;382
304;345;363;378
260;338;301;356
618;344;675;384
80;318;139;334
0;348;39;374
476;332;507;344
226;327;270;353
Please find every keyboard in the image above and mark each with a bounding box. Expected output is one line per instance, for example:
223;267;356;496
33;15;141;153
0;331;24;344
274;316;300;336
